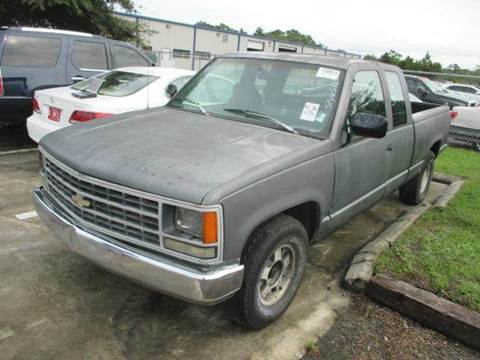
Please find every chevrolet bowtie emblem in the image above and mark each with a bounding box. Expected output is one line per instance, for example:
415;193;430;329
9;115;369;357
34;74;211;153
72;194;91;208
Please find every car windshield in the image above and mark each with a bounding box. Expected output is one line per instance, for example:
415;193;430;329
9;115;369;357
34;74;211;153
169;57;344;138
422;78;448;94
72;71;159;97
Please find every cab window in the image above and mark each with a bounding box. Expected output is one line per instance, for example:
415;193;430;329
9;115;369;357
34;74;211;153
345;71;386;143
385;72;407;127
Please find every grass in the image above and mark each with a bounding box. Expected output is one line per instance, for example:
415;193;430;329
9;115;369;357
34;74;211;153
376;148;480;312
305;339;318;353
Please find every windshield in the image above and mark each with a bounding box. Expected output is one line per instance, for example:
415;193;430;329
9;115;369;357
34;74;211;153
169;58;344;138
422;78;448;94
72;71;159;97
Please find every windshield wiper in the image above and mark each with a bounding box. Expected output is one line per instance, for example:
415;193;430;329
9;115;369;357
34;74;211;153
176;98;207;115
223;108;298;135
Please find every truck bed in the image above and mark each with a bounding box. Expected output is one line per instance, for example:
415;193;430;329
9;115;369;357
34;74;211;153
411;102;451;167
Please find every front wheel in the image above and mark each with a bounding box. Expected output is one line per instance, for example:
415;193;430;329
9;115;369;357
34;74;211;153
233;214;308;329
399;152;435;205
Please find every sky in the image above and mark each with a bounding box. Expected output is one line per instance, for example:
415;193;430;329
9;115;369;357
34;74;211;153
133;0;480;69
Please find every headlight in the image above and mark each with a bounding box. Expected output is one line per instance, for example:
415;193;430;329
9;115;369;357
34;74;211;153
174;207;218;244
175;208;203;238
164;206;220;261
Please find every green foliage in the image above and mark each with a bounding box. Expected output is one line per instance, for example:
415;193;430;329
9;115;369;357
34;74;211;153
0;0;144;44
367;50;443;72
377;148;480;312
366;50;480;81
196;21;235;32
253;27;324;48
305;339;318;352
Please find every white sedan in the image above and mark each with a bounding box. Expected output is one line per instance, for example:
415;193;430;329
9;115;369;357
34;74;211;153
451;106;480;130
27;67;195;143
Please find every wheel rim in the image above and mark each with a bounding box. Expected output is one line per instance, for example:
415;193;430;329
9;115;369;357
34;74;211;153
420;161;432;195
257;243;297;306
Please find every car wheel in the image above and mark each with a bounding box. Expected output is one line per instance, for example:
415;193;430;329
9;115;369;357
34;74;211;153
233;214;308;329
399;151;435;205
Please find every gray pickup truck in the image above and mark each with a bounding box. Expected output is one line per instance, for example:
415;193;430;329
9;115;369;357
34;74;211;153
34;53;451;328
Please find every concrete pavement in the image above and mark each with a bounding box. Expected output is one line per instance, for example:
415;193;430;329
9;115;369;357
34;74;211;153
0;150;447;360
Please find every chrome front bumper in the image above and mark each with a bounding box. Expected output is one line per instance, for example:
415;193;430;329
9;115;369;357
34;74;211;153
33;188;244;305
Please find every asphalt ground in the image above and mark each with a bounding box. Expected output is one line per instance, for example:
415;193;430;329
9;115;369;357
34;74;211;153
0;127;459;359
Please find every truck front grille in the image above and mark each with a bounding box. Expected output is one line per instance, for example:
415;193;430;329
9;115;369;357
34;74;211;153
43;156;161;249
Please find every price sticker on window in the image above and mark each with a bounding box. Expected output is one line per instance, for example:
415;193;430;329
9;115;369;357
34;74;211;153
316;67;340;80
300;102;320;122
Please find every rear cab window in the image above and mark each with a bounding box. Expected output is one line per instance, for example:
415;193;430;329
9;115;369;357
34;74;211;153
72;71;158;97
1;35;62;67
385;72;408;127
72;40;108;70
112;45;149;68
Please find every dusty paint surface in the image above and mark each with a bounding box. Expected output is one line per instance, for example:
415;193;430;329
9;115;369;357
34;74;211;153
0;151;446;360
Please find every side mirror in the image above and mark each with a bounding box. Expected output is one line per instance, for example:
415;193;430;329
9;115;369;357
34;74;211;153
351;113;388;139
166;83;177;98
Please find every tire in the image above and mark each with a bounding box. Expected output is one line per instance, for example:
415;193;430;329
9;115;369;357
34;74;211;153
399;151;435;205
233;214;308;329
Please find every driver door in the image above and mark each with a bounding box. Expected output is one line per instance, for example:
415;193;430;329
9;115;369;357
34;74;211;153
330;69;391;228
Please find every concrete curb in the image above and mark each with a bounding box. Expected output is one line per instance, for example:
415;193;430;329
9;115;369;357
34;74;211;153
344;203;430;292
367;275;480;351
344;173;464;293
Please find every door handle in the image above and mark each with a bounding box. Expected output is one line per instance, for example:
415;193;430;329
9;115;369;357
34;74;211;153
386;144;393;151
71;76;86;82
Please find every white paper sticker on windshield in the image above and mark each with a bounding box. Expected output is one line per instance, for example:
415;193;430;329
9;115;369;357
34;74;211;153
300;102;320;122
316;67;340;80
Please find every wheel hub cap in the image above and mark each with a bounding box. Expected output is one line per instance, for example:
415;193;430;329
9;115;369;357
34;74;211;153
258;244;296;306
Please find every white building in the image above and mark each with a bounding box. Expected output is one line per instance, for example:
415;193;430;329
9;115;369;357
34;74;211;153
116;12;361;70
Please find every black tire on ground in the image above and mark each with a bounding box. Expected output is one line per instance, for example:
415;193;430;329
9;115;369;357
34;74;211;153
399;151;435;205
233;214;308;329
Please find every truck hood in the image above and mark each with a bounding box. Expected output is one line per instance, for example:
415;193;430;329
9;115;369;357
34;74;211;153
40;107;327;204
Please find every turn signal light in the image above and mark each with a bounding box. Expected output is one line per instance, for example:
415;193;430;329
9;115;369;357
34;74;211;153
203;212;218;244
69;111;112;123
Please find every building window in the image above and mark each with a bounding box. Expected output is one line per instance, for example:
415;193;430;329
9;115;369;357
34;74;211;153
278;45;297;53
247;40;265;52
222;34;228;42
195;51;211;60
172;49;191;58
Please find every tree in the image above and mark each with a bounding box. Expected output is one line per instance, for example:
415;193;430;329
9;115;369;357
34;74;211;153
196;21;237;32
363;54;378;61
253;28;324;48
0;0;143;44
254;27;264;36
379;50;403;66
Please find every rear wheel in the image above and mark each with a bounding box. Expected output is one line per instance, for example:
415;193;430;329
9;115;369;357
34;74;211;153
399;152;435;205
233;214;308;329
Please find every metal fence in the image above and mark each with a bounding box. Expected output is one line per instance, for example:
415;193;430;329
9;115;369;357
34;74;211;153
145;50;213;71
402;70;480;152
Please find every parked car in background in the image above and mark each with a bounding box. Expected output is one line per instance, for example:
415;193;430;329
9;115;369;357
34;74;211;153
445;83;480;96
27;67;194;142
34;54;451;329
409;93;423;102
449;106;480;149
405;75;478;108
0;27;154;127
